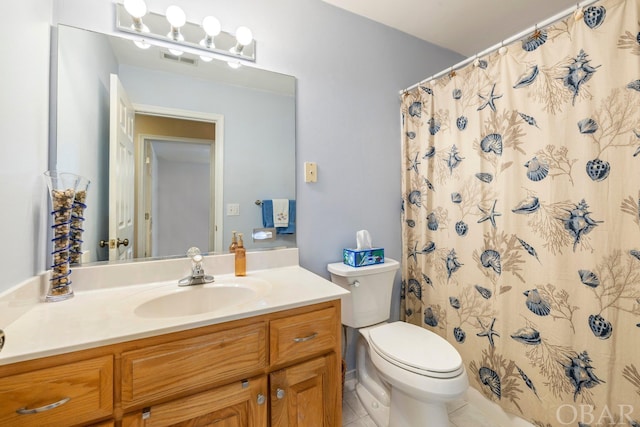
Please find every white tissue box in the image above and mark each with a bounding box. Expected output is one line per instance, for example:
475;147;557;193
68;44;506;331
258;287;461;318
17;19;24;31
343;248;384;267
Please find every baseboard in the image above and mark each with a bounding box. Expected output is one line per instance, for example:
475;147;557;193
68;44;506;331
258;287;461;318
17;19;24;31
344;369;357;392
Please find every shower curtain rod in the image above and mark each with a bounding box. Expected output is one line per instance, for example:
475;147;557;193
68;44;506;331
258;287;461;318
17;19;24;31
399;0;601;95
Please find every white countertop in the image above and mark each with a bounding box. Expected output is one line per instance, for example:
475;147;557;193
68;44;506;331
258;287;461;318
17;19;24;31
0;249;348;365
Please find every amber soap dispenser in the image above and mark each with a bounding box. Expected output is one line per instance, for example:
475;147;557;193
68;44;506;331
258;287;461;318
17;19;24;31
235;233;246;276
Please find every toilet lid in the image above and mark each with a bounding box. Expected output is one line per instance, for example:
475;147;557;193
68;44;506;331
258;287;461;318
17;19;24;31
368;322;464;379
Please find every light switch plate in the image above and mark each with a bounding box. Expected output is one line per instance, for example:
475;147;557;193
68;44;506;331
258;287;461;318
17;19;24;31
226;203;240;216
304;162;317;183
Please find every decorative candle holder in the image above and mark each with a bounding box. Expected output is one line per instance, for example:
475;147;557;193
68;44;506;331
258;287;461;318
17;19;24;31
44;171;79;302
70;176;90;265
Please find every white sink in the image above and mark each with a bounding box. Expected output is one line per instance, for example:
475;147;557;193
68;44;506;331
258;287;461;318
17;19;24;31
133;277;271;318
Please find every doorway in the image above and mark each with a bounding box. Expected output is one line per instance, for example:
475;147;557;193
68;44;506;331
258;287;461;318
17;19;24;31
133;108;224;258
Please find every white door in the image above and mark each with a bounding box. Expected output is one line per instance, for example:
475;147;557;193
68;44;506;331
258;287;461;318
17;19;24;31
108;74;135;261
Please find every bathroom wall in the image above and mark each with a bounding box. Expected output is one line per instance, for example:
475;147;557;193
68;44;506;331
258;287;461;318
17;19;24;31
0;0;53;291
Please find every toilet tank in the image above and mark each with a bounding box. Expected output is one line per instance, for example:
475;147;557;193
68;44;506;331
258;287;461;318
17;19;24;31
327;258;399;328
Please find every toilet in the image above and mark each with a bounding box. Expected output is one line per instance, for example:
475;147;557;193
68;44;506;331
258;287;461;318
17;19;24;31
328;258;468;427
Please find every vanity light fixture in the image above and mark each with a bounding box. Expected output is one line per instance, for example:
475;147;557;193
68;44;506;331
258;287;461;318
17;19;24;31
116;1;257;63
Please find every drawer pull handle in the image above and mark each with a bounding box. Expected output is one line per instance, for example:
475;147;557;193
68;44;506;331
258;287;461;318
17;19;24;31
276;388;285;399
293;332;318;343
16;397;71;414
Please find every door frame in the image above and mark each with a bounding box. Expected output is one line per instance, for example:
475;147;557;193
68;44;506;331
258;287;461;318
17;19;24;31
132;104;224;255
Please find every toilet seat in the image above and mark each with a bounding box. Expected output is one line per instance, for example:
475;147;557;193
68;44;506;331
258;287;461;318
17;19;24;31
368;322;464;379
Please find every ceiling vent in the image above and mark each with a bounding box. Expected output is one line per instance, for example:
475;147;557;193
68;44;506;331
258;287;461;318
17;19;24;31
160;52;198;66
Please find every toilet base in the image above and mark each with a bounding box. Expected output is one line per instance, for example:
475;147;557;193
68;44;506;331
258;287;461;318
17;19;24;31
356;382;389;427
389;388;449;427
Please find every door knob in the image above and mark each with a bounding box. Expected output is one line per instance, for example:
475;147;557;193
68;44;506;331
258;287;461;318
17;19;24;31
100;238;129;248
276;388;285;399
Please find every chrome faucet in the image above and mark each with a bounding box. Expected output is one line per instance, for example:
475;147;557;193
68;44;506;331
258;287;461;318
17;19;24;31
179;247;215;286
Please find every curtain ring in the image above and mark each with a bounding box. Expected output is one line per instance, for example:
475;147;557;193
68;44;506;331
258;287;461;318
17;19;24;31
498;40;507;56
574;3;584;20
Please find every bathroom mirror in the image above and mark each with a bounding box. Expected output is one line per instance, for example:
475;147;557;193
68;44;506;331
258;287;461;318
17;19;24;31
53;24;296;264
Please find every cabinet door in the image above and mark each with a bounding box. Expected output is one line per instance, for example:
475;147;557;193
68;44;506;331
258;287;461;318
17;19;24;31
270;354;339;427
122;376;267;427
121;322;266;409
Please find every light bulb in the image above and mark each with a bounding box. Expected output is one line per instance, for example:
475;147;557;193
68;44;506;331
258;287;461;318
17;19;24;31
124;0;147;19
200;55;213;63
202;16;221;36
235;26;253;46
135;22;150;33
166;5;186;28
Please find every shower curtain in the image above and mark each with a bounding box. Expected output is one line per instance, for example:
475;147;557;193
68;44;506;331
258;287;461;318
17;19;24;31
400;0;640;425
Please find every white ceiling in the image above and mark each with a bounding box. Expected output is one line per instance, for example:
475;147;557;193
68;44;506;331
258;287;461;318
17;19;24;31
321;0;582;56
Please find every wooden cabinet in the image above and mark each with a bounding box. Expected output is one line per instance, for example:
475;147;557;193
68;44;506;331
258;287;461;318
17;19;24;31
0;355;113;427
121;322;267;409
122;376;267;427
0;300;341;427
270;354;339;427
270;306;338;367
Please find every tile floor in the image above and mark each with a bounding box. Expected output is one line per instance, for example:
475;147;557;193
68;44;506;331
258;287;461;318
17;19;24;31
341;381;503;427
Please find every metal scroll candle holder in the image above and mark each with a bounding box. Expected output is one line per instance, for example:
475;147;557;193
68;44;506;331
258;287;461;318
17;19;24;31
69;176;90;265
44;171;79;302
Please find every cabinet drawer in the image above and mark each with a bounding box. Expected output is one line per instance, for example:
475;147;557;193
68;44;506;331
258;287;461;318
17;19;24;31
0;355;113;427
121;322;267;408
270;307;338;366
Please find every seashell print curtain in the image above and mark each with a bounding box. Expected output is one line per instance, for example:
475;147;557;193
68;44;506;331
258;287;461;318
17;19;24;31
400;0;640;425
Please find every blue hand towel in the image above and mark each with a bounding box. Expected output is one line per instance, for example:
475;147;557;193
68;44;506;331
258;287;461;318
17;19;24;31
262;199;296;234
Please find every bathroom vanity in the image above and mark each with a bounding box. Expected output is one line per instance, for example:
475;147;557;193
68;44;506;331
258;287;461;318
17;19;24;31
0;249;347;427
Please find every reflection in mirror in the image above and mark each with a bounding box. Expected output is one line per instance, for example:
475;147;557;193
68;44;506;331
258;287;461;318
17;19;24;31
53;25;296;265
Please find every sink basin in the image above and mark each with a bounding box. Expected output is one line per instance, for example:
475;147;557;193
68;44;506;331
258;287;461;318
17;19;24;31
134;277;271;318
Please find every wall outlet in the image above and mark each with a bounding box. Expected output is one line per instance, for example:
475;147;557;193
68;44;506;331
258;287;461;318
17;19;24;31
304;161;317;183
226;203;240;216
